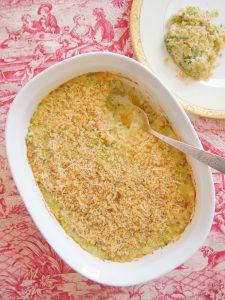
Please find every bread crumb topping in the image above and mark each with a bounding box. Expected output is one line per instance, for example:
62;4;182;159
26;72;195;261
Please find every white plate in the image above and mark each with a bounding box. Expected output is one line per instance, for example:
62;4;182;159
5;53;214;286
130;0;225;118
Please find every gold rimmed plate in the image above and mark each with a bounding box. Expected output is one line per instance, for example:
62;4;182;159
130;0;225;119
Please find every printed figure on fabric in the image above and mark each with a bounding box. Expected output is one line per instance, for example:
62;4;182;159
92;8;114;43
212;181;225;235
114;11;129;51
20;14;41;36
70;15;92;43
20;44;50;85
200;246;225;270
37;3;60;34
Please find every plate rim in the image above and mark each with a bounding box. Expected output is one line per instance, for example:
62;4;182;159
130;0;225;119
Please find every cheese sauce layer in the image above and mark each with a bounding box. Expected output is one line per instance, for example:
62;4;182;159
26;72;195;262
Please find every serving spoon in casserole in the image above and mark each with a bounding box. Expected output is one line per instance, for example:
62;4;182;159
113;99;225;174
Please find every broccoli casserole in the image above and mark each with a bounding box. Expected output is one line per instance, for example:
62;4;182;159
165;6;225;80
26;72;195;262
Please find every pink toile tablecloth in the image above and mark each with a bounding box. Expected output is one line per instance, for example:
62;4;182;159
1;1;225;299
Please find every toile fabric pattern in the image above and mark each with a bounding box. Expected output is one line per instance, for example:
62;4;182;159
0;1;225;299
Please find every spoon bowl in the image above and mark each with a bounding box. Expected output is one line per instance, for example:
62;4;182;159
113;98;225;174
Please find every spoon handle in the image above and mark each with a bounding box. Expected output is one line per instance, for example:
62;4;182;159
151;128;225;174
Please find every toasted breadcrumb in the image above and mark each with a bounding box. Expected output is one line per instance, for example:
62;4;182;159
26;72;195;262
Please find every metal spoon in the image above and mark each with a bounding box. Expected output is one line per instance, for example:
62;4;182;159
113;99;225;173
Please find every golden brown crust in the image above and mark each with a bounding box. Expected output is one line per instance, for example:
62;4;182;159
26;72;195;262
